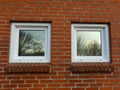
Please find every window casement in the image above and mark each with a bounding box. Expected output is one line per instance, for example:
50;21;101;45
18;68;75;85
10;23;51;63
71;24;110;63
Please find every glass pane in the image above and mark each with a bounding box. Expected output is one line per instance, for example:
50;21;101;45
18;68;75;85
19;30;45;56
77;30;102;56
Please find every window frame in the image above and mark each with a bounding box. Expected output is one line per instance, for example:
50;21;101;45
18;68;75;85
10;23;51;63
71;24;110;63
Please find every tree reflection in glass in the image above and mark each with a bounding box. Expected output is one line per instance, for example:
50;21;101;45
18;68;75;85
77;31;102;56
19;30;45;56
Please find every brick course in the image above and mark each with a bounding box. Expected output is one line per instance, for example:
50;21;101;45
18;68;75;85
0;0;120;90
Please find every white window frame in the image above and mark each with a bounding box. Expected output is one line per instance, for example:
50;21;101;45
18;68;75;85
10;23;51;63
71;24;110;63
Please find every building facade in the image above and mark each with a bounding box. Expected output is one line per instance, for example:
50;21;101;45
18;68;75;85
0;0;120;90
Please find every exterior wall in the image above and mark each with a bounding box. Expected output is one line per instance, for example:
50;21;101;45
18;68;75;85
0;0;120;90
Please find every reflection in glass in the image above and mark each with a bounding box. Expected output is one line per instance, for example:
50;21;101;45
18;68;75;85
77;30;102;56
19;30;45;56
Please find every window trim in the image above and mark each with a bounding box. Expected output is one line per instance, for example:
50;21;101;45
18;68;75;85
10;23;51;63
71;24;110;63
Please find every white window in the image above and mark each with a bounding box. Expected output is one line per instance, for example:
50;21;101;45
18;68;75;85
71;24;110;62
10;23;51;63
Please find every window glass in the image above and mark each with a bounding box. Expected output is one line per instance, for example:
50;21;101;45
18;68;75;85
19;30;45;56
77;30;102;56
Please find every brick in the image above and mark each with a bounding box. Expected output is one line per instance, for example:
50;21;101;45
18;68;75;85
0;89;12;90
3;84;17;88
100;87;112;90
55;80;68;83
0;0;11;2
52;68;64;71
90;83;103;87
6;63;50;73
96;79;110;83
18;84;32;88
33;84;46;87
71;63;114;73
0;76;6;79
83;79;95;82
25;80;39;83
11;80;24;83
86;88;98;90
58;88;71;90
58;71;71;75
48;84;61;87
7;76;21;79
72;88;84;90
36;75;50;79
40;80;54;83
0;80;9;84
22;75;35;79
69;80;82;83
14;88;28;90
96;79;109;83
29;88;42;90
62;84;75;87
44;88;57;90
11;0;24;3
76;83;89;87
114;87;120;90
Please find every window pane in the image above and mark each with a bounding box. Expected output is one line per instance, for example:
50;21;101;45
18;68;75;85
77;30;102;56
19;30;45;56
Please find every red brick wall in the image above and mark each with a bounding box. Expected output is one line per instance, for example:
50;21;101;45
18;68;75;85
0;0;120;90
